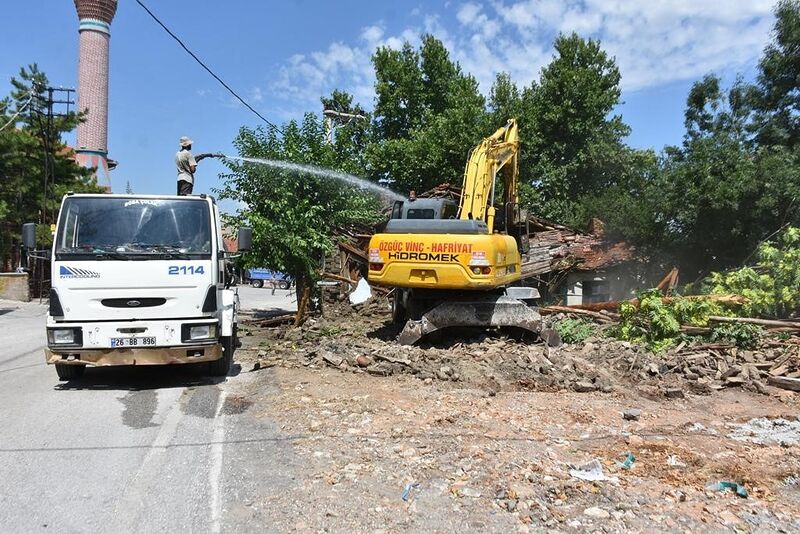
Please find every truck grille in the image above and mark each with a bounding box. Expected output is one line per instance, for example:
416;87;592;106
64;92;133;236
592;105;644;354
101;298;166;308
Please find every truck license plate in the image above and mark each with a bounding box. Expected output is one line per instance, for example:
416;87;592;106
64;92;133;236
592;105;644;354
110;337;156;347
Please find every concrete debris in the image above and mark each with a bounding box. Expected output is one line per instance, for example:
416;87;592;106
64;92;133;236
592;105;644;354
232;289;800;532
321;351;344;367
583;506;611;519
729;417;800;446
623;408;642;421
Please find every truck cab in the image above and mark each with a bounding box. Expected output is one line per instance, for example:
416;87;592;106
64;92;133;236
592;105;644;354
33;193;250;380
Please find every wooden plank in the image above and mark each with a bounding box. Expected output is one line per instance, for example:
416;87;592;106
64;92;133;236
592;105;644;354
539;305;613;322
249;313;296;327
708;315;800;329
767;376;800;391
319;271;357;285
338;241;368;261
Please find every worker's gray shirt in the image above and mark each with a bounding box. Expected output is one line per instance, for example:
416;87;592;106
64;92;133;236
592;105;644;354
176;149;197;184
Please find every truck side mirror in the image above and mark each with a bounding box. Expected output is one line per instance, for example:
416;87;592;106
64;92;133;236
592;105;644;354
22;223;36;249
237;227;253;252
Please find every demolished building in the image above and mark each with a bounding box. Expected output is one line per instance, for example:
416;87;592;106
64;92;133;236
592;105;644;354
323;184;646;307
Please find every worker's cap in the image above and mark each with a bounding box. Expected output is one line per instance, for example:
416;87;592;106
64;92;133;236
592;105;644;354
179;136;193;147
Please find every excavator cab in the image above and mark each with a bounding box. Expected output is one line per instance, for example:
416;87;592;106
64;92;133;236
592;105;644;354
390;198;458;220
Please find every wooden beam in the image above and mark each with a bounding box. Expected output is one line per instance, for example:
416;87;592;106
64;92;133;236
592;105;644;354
319;271;357;285
767;376;800;391
708;316;800;329
338;241;368;261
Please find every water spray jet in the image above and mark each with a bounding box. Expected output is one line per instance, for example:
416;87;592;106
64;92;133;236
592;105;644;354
221;155;404;201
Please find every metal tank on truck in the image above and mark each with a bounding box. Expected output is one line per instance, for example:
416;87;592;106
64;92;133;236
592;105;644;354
22;193;252;380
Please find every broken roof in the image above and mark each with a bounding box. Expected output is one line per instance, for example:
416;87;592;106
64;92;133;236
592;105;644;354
417;183;638;278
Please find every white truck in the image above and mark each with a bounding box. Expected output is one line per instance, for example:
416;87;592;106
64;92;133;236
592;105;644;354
23;193;252;380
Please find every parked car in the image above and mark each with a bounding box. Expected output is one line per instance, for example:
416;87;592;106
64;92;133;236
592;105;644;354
246;268;293;289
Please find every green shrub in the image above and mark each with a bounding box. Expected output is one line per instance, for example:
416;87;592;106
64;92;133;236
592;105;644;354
612;289;730;352
553;317;597;344
710;323;762;349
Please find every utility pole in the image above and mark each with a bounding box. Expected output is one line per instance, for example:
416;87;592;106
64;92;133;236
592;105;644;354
31;85;76;224
322;109;367;145
26;85;75;300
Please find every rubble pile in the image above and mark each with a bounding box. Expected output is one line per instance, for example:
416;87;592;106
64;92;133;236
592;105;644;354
240;302;800;396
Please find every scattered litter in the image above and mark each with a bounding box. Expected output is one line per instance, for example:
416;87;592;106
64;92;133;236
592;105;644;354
618;452;636;470
348;278;372;305
401;481;420;502
705;481;748;498
729;417;800;447
667;455;687;468
569;459;619;483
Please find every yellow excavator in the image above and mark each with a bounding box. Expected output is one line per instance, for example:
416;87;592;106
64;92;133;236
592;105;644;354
368;119;547;344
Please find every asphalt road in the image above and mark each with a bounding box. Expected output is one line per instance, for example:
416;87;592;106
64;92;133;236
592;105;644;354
0;291;296;533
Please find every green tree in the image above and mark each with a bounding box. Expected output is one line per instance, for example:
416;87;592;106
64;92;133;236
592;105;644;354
754;0;800;147
487;73;522;130
572;148;663;245
709;226;800;318
218;113;382;314
520;33;630;223
655;19;800;276
656;75;764;274
367;35;486;194
0;64;101;270
372;42;424;140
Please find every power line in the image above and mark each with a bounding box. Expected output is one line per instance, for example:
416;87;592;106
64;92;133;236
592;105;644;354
133;0;282;134
0;91;34;133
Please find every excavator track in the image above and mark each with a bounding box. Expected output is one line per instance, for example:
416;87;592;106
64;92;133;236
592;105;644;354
397;294;555;345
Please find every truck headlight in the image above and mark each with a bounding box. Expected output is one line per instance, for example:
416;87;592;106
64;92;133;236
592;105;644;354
47;327;82;346
182;323;218;342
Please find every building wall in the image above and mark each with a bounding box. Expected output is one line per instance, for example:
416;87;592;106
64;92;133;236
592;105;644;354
564;265;643;306
0;273;30;302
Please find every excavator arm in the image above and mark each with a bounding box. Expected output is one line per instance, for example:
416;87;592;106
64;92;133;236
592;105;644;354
458;119;519;232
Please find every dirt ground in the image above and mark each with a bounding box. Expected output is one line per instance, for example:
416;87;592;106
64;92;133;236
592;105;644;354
233;302;800;532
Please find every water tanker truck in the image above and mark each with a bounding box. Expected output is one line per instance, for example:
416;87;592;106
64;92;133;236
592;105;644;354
23;193;251;380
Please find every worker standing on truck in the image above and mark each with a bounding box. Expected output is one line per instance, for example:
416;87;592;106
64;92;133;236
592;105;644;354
176;136;220;195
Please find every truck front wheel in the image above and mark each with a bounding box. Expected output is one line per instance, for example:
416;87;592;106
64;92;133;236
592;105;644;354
55;364;86;381
250;279;263;288
208;336;235;376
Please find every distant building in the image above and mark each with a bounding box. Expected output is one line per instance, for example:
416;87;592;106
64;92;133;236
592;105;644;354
524;216;648;305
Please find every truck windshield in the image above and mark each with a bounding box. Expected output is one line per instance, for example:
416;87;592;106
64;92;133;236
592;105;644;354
55;197;213;259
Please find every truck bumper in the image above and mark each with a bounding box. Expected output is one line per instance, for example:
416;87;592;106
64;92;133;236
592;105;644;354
45;343;222;367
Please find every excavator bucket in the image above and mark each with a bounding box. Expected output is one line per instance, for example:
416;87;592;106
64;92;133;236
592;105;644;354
398;293;554;346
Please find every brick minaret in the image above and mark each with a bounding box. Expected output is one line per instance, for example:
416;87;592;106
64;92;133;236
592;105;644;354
74;0;117;189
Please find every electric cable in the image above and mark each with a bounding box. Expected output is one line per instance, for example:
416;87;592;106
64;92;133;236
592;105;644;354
133;0;283;134
0;91;34;133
